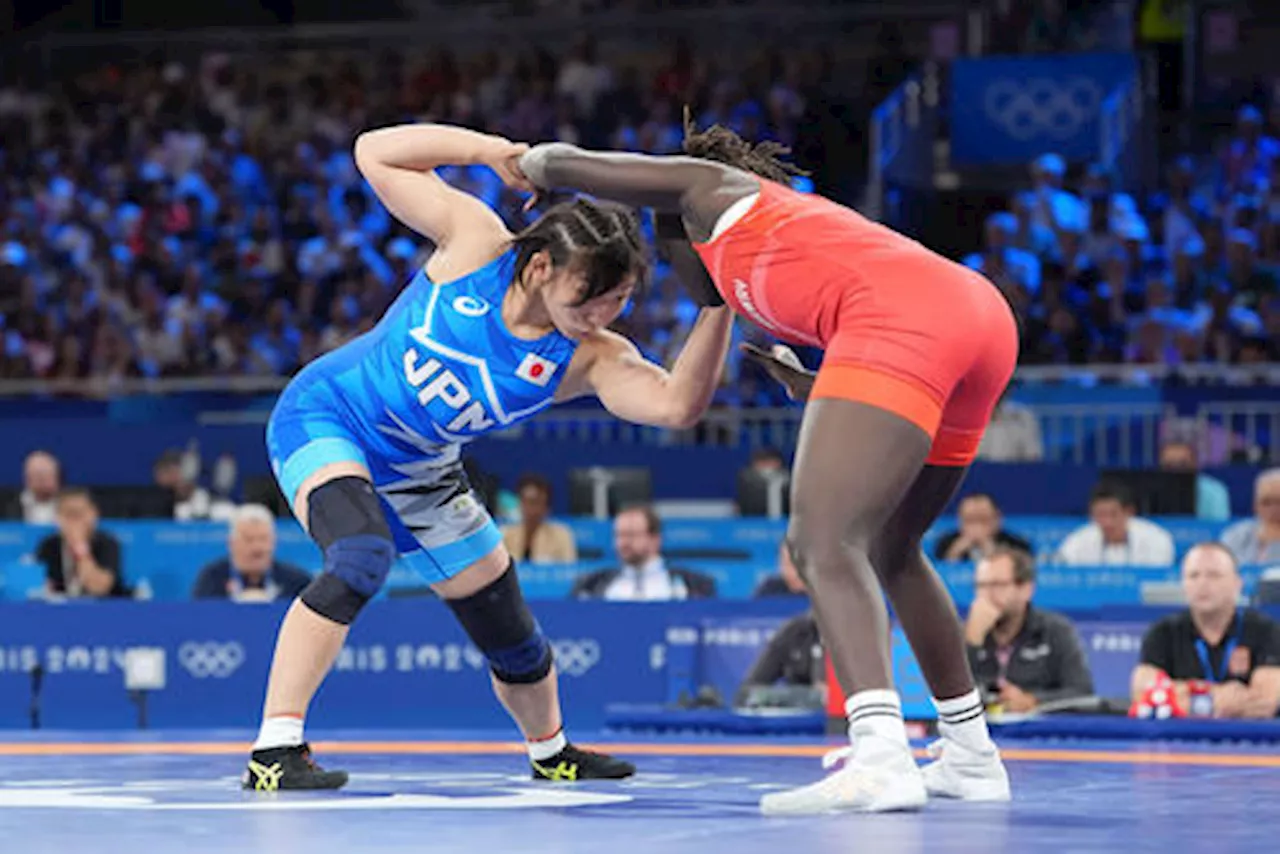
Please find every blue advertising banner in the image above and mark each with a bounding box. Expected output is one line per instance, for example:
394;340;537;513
950;53;1138;164
0;599;1231;732
0;600;815;731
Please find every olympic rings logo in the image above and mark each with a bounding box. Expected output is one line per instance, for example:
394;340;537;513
982;77;1103;141
551;639;601;677
178;641;246;679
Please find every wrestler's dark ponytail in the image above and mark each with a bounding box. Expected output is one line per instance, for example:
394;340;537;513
680;106;809;184
512;197;649;305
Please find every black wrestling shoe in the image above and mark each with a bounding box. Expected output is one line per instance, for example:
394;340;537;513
242;743;349;791
530;743;636;781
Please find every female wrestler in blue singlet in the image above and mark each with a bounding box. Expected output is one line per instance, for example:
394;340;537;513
242;124;734;790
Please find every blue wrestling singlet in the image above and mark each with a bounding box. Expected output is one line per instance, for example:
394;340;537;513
267;248;578;581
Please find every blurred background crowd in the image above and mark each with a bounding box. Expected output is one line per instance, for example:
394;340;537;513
3;0;1274;404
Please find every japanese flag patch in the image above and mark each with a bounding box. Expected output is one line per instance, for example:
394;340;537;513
515;352;557;387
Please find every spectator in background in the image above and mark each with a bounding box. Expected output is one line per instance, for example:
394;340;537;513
963;213;1041;296
500;474;577;564
737;609;824;708
35;488;129;599
1158;439;1231;522
1220;469;1280;567
964;548;1094;713
1020;153;1086;238
555;36;613;124
7;451;61;524
934;494;1033;563
1221;105;1279;193
153;449;235;522
1158;155;1209;262
1055;482;1175;566
754;541;807;597
570;504;715;601
975;391;1044;463
749;447;786;473
1131;543;1280;719
192;504;310;602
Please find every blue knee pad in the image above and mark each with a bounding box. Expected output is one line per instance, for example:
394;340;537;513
299;476;396;625
446;562;554;685
327;535;395;598
300;535;396;624
487;626;553;684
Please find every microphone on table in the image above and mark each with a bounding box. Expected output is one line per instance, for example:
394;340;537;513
29;663;44;730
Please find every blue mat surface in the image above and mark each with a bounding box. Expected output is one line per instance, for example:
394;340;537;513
0;729;1274;853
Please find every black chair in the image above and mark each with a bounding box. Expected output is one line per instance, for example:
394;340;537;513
0;487;20;520
243;475;292;518
736;468;790;518
1098;470;1197;516
567;467;652;517
89;486;175;519
1255;571;1280;606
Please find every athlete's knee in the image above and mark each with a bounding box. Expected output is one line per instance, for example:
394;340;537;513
869;535;925;581
785;528;842;586
445;561;553;685
298;476;396;625
786;519;875;585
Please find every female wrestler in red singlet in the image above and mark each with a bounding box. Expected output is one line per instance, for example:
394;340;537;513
514;120;1016;815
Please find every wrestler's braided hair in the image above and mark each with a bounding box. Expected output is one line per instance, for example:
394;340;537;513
512;196;649;306
680;106;809;184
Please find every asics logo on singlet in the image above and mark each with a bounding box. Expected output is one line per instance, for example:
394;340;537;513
403;350;497;434
451;295;491;317
733;278;777;333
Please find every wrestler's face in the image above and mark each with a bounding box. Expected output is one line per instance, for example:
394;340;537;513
546;271;635;339
524;250;636;339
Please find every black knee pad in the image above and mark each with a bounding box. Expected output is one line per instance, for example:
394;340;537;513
445;562;553;685
299;477;396;625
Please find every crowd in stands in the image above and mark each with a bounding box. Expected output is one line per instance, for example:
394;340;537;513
4;26;1274;406
0;40;840;406
968;104;1280;367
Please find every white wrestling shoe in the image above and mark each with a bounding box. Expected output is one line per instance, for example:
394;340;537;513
759;736;927;816
919;738;1011;802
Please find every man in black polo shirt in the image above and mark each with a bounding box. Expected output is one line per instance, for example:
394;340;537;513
933;494;1033;563
965;547;1094;713
1131;542;1280;719
35;487;129;599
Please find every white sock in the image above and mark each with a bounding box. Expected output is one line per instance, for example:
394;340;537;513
933;690;994;752
527;727;568;763
845;689;909;751
254;715;305;752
